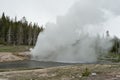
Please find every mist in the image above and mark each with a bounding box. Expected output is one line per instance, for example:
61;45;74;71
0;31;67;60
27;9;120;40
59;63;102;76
31;0;120;63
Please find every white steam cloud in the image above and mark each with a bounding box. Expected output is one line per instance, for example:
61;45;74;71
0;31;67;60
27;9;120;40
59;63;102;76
31;0;120;63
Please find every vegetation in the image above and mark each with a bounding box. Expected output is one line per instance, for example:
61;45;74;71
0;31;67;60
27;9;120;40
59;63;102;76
82;68;91;77
106;52;120;62
0;12;43;46
97;31;120;61
0;45;32;52
110;36;120;54
105;36;120;62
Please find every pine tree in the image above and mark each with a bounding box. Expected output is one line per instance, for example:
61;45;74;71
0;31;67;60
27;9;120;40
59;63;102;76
0;12;43;45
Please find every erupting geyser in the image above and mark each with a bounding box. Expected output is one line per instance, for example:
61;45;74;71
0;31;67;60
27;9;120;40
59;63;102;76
31;0;120;63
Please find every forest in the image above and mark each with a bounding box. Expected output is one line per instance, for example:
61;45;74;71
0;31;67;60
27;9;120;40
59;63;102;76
0;13;43;46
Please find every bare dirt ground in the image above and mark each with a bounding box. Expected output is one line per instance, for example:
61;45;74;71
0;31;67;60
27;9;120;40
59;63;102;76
0;64;120;80
0;52;30;62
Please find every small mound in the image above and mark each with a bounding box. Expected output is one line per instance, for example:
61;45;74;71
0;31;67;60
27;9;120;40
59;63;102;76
0;52;29;62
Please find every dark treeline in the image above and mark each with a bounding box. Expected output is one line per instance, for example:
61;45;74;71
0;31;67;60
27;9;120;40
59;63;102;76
110;36;120;54
0;13;43;46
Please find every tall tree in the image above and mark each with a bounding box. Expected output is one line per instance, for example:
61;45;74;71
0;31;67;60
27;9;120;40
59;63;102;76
0;13;43;45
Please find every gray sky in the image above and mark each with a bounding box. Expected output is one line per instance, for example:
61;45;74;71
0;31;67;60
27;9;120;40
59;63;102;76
0;0;76;25
0;0;120;37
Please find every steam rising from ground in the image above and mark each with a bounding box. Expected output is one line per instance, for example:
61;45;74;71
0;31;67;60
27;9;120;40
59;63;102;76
31;0;120;63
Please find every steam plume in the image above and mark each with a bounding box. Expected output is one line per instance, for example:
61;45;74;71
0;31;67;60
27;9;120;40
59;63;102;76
31;0;120;63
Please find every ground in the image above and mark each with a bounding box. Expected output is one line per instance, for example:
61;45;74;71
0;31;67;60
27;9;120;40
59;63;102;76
0;52;30;62
0;45;31;62
0;45;120;80
0;64;120;80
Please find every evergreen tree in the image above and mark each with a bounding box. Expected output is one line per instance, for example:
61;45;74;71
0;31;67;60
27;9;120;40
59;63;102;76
0;12;43;45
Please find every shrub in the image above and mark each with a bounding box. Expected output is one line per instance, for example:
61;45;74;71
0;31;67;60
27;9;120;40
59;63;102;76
82;68;91;77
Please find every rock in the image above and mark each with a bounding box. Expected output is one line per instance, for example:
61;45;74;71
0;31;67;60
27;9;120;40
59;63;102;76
116;75;120;77
91;73;97;76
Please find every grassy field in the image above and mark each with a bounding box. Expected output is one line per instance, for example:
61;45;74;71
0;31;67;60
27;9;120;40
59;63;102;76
0;45;33;52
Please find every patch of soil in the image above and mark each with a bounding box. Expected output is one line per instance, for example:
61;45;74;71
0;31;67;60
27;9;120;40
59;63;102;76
0;52;30;62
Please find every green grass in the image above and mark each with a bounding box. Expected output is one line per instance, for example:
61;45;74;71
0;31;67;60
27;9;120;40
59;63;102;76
106;53;120;62
98;52;120;62
0;45;33;52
